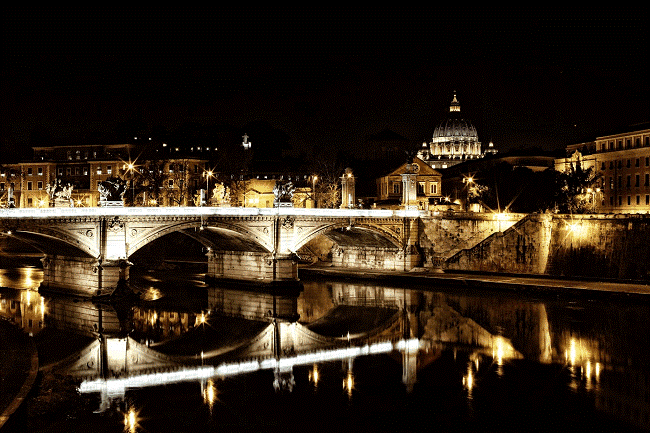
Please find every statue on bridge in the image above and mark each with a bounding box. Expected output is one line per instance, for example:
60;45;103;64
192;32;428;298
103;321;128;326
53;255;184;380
46;179;75;207
211;182;231;207
273;181;295;208
98;177;127;207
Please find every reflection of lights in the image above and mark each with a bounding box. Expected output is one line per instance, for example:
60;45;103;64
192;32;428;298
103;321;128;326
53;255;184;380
343;370;354;397
124;407;139;433
203;379;218;411
494;337;504;366
463;365;474;392
308;363;319;387
80;340;399;394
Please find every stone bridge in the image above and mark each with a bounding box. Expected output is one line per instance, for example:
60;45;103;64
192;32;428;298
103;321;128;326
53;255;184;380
0;207;423;295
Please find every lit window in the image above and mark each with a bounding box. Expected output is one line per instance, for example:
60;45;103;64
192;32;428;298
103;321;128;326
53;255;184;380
38;167;43;176
107;165;112;175
37;181;43;190
97;167;102;175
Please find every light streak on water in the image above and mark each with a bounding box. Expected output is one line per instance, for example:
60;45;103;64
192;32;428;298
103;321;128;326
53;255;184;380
79;339;402;394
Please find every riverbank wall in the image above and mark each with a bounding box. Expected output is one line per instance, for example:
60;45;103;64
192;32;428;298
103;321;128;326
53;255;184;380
444;214;650;281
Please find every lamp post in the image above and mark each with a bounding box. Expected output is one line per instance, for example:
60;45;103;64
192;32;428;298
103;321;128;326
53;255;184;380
312;175;318;208
586;187;601;213
124;162;136;206
203;170;213;206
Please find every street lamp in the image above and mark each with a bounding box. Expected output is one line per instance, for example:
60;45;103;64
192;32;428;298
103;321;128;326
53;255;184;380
123;162;136;206
203;170;213;206
586;187;601;213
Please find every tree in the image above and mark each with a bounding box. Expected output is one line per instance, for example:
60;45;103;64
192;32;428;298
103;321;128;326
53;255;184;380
556;162;601;214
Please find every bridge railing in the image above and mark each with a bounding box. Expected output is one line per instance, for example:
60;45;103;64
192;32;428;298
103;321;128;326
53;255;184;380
0;206;425;219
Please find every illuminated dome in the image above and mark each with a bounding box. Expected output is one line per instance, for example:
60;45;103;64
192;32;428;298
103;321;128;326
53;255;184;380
418;92;482;169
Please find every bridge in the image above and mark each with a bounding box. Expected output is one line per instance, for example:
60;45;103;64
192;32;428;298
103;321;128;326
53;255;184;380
0;207;423;296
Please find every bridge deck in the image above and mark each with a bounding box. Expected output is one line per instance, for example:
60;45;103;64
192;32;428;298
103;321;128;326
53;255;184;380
0;206;425;219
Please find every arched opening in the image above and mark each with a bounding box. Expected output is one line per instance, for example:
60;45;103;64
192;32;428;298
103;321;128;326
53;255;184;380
296;225;402;270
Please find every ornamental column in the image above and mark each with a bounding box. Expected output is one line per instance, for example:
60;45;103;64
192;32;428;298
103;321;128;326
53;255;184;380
340;168;355;208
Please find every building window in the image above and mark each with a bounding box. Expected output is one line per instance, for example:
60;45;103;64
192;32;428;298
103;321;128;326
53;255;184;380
601;162;606;170
635;174;640;187
37;181;43;190
97;167;102;175
627;196;631;206
107;165;112;175
430;182;438;194
609;177;614;190
618;196;622;206
27;181;32;191
27;168;33;175
58;168;63;176
646;195;649;205
97;181;102;190
83;167;88;176
0;183;4;191
626;159;630;168
27;198;33;206
636;195;640;205
626;175;631;188
392;183;400;194
168;179;174;188
417;182;425;195
38;167;43;176
610;196;614;206
645;174;649;187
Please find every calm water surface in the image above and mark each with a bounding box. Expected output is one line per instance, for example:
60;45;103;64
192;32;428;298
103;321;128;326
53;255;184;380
1;266;649;432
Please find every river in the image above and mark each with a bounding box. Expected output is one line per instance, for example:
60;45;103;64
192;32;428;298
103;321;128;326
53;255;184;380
0;264;648;432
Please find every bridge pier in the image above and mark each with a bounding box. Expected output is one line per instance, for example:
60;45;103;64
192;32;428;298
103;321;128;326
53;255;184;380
206;250;298;284
40;255;130;296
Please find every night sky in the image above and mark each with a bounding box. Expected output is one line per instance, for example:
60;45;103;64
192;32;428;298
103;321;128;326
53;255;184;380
2;6;648;160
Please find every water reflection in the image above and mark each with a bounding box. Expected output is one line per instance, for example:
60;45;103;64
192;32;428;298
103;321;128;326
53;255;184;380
0;287;45;336
1;265;649;431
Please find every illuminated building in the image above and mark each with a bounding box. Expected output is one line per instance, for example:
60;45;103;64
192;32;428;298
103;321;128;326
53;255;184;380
418;92;494;170
375;157;443;209
555;127;650;213
0;143;208;207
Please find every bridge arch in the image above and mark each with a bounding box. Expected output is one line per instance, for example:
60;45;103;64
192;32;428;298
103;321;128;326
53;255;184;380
2;229;97;258
293;222;403;252
126;219;272;258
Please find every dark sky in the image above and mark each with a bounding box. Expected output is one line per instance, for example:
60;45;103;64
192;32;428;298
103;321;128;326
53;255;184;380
2;6;649;159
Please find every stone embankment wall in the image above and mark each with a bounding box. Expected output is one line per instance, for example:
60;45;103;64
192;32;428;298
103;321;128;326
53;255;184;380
445;214;650;280
418;212;523;267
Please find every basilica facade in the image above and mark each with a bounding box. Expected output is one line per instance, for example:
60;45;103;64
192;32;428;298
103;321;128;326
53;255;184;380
418;92;496;170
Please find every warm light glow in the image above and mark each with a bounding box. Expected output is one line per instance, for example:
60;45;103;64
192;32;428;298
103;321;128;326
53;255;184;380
343;370;354;397
124;407;139;433
308;363;319;386
463;365;474;392
203;379;217;411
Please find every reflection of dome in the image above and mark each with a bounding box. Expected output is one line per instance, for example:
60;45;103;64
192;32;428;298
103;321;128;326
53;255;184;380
418;92;483;169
